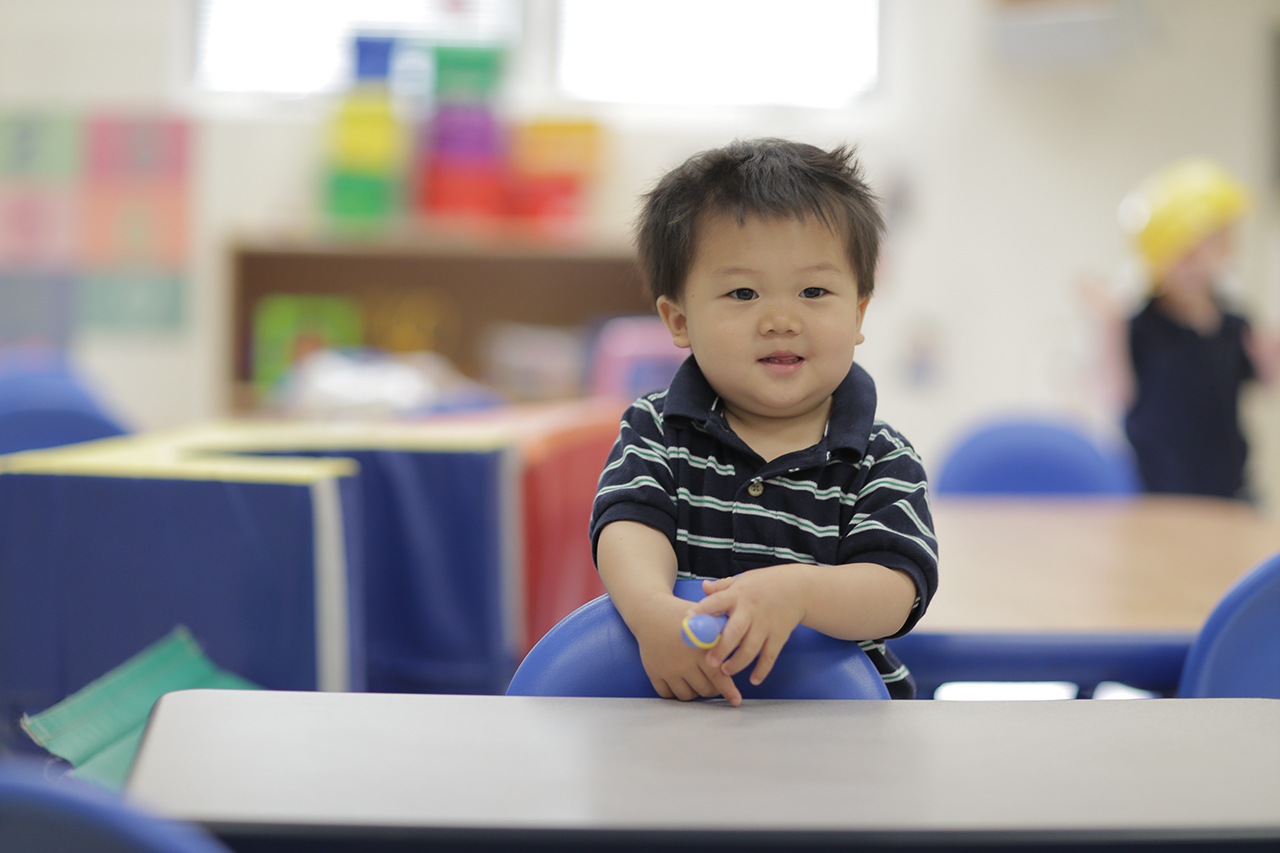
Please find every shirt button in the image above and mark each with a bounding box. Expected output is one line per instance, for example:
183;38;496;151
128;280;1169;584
747;481;765;497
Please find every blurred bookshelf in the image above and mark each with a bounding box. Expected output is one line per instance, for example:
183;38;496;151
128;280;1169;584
228;233;647;413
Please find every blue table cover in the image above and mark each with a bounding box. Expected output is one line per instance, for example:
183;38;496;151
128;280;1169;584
0;450;363;754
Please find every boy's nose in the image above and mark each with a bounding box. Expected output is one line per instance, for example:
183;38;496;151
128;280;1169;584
759;305;801;335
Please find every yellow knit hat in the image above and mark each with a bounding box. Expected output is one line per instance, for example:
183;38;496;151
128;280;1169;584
1118;159;1250;278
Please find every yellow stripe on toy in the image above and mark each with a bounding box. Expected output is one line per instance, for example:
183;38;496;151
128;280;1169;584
681;613;727;649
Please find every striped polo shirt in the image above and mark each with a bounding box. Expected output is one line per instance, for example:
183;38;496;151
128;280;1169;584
590;357;938;698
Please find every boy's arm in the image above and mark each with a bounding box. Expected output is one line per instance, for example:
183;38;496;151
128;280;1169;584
1078;273;1136;412
596;520;743;706
685;421;935;687
1244;322;1280;385
688;562;916;686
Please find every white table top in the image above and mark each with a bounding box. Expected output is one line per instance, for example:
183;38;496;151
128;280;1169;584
127;689;1280;848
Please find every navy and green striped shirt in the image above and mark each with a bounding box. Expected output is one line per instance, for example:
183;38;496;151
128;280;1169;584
590;357;938;698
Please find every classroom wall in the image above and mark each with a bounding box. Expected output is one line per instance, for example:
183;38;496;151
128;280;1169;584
1;0;1278;509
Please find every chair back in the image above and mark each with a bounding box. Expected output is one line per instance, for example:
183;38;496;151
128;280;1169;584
588;316;686;401
0;759;231;853
1178;550;1280;698
0;366;127;454
933;417;1137;495
506;578;890;699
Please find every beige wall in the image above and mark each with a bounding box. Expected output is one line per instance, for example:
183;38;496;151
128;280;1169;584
2;0;1278;508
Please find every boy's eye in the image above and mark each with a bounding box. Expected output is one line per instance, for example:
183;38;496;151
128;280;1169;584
728;288;757;301
800;286;828;299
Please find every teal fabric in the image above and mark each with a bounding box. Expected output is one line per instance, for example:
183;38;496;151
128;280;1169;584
20;626;257;792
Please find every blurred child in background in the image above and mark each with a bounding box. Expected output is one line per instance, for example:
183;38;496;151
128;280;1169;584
1105;159;1278;500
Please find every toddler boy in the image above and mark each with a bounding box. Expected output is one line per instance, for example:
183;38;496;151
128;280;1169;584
590;139;938;703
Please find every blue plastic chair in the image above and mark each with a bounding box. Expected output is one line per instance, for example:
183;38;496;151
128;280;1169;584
1178;550;1280;698
0;367;127;454
506;578;890;700
0;759;231;853
933;417;1137;495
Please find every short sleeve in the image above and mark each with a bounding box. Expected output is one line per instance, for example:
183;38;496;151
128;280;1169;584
589;395;679;563
838;425;938;638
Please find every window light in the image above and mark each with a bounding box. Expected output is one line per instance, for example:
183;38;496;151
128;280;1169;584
556;0;879;108
195;0;520;96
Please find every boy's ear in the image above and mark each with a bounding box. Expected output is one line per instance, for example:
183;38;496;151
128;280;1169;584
656;296;692;349
854;297;870;346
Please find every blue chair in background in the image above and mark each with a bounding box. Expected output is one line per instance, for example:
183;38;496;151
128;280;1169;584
912;417;1151;696
1177;550;1280;698
0;759;231;853
0;360;128;454
933;417;1137;495
507;578;890;700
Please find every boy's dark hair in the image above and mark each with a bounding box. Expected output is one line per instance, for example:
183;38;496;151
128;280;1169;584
635;138;884;304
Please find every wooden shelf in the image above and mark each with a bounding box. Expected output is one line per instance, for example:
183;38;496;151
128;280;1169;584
229;236;648;412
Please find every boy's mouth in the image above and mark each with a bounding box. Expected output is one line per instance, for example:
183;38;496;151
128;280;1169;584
759;353;804;375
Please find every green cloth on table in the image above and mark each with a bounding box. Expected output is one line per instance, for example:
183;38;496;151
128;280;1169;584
20;626;258;792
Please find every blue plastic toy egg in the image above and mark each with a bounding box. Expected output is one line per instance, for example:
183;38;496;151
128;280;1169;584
681;613;727;649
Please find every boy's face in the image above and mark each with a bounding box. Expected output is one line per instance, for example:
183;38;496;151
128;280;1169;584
656;212;868;430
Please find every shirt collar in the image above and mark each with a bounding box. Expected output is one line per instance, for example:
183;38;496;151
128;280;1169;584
663;356;878;459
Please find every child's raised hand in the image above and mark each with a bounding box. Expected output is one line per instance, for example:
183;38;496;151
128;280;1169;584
630;593;743;706
688;567;807;687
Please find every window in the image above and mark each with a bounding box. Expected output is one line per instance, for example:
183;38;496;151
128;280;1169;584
194;0;879;109
555;0;879;109
194;0;521;96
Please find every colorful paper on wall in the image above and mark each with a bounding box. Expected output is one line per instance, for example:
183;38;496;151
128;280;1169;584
0;186;79;270
76;273;184;330
0;114;81;183
0;271;75;346
0;112;190;341
78;116;189;332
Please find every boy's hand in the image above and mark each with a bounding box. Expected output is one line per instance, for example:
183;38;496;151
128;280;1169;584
688;566;808;686
630;593;743;706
